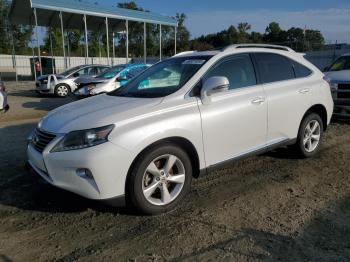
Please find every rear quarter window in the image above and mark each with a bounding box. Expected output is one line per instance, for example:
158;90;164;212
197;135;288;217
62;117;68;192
254;53;295;84
292;61;312;78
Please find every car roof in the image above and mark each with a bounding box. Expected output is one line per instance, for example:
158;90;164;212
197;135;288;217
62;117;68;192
340;53;350;57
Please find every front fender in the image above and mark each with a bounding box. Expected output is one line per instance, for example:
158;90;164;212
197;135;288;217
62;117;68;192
108;98;206;170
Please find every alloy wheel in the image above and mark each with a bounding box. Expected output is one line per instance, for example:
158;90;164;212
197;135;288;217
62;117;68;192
303;120;321;153
142;154;186;206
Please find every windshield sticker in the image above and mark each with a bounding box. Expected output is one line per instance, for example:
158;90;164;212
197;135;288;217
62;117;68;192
182;60;206;65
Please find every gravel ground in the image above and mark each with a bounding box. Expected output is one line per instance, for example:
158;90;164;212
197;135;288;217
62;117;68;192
1;82;350;262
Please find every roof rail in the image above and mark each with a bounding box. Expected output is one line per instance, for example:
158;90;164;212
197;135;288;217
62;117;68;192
223;44;295;52
173;51;197;57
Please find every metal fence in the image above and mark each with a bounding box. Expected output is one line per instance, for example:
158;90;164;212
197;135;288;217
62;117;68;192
1;43;350;81
0;54;127;81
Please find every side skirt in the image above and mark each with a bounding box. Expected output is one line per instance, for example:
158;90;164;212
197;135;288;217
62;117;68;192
199;138;297;176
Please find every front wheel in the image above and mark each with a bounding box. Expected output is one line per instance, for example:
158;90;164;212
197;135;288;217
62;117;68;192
127;144;192;215
294;113;324;158
54;84;71;97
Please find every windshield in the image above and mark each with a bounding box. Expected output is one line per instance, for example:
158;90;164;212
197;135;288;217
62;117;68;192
61;66;84;77
108;56;212;98
97;65;126;79
329;56;350;71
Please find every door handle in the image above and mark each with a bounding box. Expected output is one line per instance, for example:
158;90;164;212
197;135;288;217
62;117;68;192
299;88;310;94
251;97;265;105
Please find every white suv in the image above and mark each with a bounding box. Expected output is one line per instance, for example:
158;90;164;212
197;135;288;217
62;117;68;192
27;44;333;214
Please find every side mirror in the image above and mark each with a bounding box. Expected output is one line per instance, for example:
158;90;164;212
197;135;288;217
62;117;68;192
201;76;230;104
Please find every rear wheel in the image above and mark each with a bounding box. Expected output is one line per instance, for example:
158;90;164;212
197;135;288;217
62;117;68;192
54;84;71;97
294;113;323;158
127;144;192;215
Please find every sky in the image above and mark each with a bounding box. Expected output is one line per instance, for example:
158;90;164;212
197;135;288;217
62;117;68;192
96;0;350;43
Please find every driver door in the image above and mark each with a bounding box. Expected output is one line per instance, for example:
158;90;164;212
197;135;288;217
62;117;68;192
198;54;267;167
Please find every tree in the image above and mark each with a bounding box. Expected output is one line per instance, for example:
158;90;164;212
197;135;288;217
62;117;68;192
190;21;325;52
174;13;190;53
0;0;33;55
237;22;251;43
264;22;284;43
305;29;324;51
249;31;263;43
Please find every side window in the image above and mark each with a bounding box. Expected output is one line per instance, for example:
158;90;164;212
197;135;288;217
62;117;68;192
87;67;97;75
128;67;146;79
292;61;312;78
97;67;108;74
75;67;90;76
205;54;256;90
254;53;295;84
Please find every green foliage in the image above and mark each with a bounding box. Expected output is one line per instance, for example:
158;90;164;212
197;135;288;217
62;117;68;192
0;0;33;55
191;21;325;52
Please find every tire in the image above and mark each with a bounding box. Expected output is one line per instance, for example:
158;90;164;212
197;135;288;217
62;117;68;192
127;144;193;215
293;113;324;158
54;84;71;97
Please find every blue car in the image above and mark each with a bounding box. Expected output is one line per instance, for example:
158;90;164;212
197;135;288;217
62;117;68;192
74;63;150;97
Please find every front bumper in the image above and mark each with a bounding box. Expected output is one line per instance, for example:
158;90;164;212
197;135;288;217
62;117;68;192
27;139;134;202
333;99;350;117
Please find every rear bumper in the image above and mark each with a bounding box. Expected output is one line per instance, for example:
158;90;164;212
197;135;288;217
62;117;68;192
35;83;54;94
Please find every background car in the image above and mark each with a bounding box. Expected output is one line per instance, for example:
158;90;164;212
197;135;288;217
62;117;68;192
0;81;9;113
35;64;110;97
74;64;149;97
324;53;350;117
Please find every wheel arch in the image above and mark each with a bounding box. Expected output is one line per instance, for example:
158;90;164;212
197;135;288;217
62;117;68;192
126;136;201;190
303;104;328;131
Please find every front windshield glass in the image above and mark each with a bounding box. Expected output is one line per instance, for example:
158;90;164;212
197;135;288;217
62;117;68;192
97;66;126;79
329;56;350;71
108;56;212;98
61;66;84;77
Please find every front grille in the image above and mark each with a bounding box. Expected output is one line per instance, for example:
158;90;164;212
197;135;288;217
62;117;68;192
338;84;350;90
338;92;350;99
32;128;56;153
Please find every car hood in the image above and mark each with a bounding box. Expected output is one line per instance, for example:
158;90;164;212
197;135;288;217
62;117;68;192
324;70;350;82
40;94;163;133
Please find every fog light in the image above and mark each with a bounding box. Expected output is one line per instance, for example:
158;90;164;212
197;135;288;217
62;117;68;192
76;168;93;179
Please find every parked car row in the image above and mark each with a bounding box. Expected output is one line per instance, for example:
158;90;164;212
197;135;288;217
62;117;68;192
74;64;150;97
35;63;150;98
27;44;334;214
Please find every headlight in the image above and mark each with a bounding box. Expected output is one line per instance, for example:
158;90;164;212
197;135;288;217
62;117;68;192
51;125;114;152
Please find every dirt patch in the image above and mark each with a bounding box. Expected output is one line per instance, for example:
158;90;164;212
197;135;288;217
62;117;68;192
1;82;350;261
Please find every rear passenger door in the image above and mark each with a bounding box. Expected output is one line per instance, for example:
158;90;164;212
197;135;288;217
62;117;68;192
253;52;312;143
198;54;267;167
